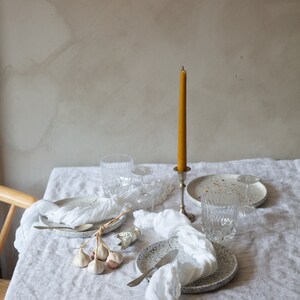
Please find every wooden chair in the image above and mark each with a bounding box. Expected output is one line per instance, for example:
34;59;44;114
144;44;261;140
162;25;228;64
0;185;37;299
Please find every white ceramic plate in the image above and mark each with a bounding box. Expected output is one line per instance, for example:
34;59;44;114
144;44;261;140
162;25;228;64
187;174;267;208
39;196;126;238
136;237;238;293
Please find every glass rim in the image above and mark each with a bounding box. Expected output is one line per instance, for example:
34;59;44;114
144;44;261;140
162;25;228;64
200;190;239;207
100;153;133;164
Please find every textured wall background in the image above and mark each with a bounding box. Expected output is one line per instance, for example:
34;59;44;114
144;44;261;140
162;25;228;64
0;0;300;277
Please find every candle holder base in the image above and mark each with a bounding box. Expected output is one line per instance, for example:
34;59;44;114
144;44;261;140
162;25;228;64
179;205;195;223
174;166;195;223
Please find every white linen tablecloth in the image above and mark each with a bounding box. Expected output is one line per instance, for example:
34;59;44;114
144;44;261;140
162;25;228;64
5;158;300;300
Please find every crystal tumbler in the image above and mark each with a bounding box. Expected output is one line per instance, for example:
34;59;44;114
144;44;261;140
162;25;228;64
201;189;239;243
100;154;133;198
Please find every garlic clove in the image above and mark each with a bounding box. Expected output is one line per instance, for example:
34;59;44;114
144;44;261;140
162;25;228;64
73;248;91;268
106;251;124;269
107;260;119;269
90;251;95;261
87;258;105;275
95;244;109;261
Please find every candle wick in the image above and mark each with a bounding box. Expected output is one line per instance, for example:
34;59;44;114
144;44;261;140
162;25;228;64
181;66;185;70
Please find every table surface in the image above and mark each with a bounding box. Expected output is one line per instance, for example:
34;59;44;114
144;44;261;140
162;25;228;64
6;158;300;300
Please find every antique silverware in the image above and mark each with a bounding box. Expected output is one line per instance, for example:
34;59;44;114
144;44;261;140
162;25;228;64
34;223;94;232
127;249;178;287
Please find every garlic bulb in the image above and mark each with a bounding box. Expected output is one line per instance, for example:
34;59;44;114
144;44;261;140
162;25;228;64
73;248;91;268
106;251;124;269
87;258;105;275
94;244;109;261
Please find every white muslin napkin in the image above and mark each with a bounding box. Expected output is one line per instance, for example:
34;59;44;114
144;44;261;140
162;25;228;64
42;178;175;227
15;178;175;254
134;209;218;300
14;197;127;254
43;197;125;227
145;262;181;300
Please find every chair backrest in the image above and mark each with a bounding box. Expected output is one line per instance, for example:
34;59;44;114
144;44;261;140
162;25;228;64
0;185;37;255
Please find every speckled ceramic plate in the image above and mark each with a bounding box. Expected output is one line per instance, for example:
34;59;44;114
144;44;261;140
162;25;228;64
187;174;267;208
136;237;238;293
39;196;126;238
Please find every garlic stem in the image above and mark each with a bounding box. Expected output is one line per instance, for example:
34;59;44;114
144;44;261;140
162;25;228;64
95;233;99;257
103;209;131;228
78;209;132;250
99;236;111;253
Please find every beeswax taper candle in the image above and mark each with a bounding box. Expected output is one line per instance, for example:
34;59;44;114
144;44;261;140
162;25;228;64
177;66;187;172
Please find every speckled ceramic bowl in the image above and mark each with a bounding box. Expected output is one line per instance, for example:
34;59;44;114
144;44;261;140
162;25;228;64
187;174;267;208
136;237;238;293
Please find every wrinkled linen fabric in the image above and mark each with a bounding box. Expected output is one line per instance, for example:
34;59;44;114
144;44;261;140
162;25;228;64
6;160;300;300
133;209;218;299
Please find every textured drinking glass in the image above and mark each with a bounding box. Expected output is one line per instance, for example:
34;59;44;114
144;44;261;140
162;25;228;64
237;174;259;217
201;189;239;243
100;154;133;198
132;165;157;211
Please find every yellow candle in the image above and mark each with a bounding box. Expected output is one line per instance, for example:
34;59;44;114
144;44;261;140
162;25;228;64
177;66;187;172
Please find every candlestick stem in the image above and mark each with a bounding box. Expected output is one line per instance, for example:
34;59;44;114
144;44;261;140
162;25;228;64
174;166;195;222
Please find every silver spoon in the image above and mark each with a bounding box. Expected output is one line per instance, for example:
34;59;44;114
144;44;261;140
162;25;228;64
34;224;94;232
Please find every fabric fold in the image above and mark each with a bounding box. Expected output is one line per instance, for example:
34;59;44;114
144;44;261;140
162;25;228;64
15;177;175;254
133;209;218;300
42;197;124;227
145;262;181;300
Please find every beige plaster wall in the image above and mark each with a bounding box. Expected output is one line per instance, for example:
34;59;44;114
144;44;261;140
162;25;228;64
0;0;300;277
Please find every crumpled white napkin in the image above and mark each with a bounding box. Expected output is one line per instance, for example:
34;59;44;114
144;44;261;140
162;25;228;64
14;197;128;253
15;178;175;254
43;178;175;226
145;262;181;300
133;209;218;300
43;197;125;227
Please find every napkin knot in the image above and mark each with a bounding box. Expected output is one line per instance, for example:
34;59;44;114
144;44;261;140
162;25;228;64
133;209;218;300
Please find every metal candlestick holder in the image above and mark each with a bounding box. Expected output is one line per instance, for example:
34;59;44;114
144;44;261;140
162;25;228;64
174;166;195;222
